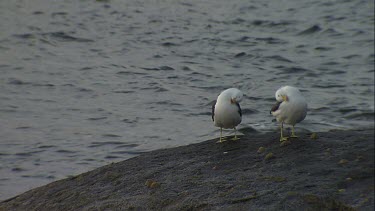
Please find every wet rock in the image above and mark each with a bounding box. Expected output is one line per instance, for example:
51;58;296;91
257;147;265;153
265;152;274;160
0;129;373;210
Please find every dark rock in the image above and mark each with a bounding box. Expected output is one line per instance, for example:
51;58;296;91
1;129;374;210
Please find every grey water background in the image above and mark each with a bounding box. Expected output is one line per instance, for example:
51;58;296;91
0;0;373;200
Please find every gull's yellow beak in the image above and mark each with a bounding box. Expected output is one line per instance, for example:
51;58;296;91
282;95;289;102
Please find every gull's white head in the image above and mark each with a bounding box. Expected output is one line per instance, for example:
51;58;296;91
219;88;243;104
231;90;243;104
228;88;243;104
275;88;288;102
275;86;302;102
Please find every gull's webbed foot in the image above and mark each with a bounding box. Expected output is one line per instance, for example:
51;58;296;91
216;137;227;143
231;135;240;141
280;137;289;142
290;134;298;138
290;126;298;138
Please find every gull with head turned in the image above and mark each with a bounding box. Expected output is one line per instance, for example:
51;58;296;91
212;88;243;143
270;86;307;142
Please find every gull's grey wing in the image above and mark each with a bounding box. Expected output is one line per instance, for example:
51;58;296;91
211;100;216;121
236;102;242;117
270;101;282;114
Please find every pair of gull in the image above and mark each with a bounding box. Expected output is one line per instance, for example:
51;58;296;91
212;86;307;143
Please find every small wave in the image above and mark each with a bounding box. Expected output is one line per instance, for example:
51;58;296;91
111;150;145;155
104;155;121;159
183;39;199;44
115;144;139;149
16;126;32;130
342;54;360;59
153;100;183;107
159;66;175;70
312;84;346;88
310;107;330;112
327;70;346;75
0;152;10;156
326;98;348;106
13;31;94;43
297;25;322;35
251;19;294;27
79;67;94;71
89;141;136;148
161;42;179;47
254;37;286;44
87;117;107;121
141;66;175;71
265;55;293;63
305;72;319;77
193;85;226;91
77;87;93;92
238;126;258;134
321;28;343;37
181;60;200;64
189;111;211;116
8;78;30;85
182;66;193;71
140;86;168;92
188;71;212;77
230;18;246;24
239;5;257;13
51;12;68;17
15;151;44;157
241;108;259;115
237;36;252;42
102;134;122;138
55;149;76;154
148;117;161;121
13;33;36;39
315;46;333;51
263;97;276;102
321;61;340;66
323;15;346;22
0;109;17;113
116;70;147;75
8;79;56;88
275;65;310;74
113;90;135;94
234;52;247;58
153;54;163;58
344;112;374;121
21;174;55;179
338;108;358;114
122;118;138;124
38;145;56;149
32;11;43;15
32;83;55;87
42;32;94;42
12;167;26;172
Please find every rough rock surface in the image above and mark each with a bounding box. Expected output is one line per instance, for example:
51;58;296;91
1;129;374;210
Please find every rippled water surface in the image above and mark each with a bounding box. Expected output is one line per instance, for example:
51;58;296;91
0;0;374;200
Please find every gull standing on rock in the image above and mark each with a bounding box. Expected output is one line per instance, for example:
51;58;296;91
212;88;243;143
270;86;307;142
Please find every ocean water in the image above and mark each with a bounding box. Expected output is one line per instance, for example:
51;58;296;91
0;0;373;200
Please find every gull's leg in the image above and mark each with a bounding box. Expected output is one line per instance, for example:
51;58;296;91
217;127;224;143
231;127;240;141
217;127;230;143
220;127;223;142
280;122;289;142
290;125;298;138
